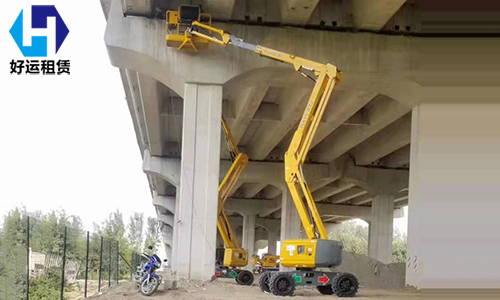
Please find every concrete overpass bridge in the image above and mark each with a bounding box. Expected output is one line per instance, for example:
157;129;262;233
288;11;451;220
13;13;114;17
100;0;500;290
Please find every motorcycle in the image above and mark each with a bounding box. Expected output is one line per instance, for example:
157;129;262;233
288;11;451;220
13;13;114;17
132;246;167;296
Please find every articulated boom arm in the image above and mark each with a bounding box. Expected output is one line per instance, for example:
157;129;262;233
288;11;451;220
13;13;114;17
284;66;339;240
218;118;248;249
188;22;343;240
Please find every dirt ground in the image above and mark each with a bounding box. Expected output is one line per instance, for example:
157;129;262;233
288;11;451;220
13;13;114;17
90;277;420;300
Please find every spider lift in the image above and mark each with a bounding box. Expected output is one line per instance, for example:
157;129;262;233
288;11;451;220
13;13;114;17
215;117;254;286
166;5;359;297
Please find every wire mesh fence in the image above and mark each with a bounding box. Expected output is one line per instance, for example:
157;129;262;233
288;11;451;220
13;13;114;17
0;216;131;300
130;252;149;280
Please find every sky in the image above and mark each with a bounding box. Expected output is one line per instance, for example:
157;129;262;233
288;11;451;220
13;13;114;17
0;1;408;238
1;1;156;232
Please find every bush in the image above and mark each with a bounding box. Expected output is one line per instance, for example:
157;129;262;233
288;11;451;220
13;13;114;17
329;220;408;263
29;271;65;300
392;229;407;263
329;220;369;256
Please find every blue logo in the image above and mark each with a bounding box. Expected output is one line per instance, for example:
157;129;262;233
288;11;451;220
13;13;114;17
9;5;69;57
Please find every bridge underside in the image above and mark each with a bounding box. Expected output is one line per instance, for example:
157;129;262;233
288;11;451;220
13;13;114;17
100;0;500;290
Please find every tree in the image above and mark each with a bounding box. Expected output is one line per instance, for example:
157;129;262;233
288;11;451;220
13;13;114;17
99;210;127;244
392;228;407;263
29;210;85;262
328;220;408;264
128;213;144;252
95;210;131;280
329;220;369;256
0;208;28;300
0;206;150;294
144;217;160;255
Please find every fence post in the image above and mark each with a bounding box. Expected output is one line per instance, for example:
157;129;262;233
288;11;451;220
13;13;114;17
116;241;119;285
60;226;67;300
26;216;29;300
98;236;103;293
108;240;111;287
84;231;89;298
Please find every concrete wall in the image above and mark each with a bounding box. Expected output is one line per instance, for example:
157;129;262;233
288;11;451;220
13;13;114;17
407;101;500;289
331;251;406;290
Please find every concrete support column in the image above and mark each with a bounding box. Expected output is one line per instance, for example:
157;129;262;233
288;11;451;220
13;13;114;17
368;194;395;264
280;191;302;270
176;84;222;280
171;192;180;272
242;214;256;267
162;225;173;267
267;229;279;255
280;191;302;240
406;102;500;290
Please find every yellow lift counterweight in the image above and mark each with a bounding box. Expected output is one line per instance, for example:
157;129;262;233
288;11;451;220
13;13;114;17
166;6;359;297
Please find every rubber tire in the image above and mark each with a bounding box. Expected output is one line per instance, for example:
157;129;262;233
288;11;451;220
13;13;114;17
140;277;160;296
317;285;334;295
237;270;254;286
269;272;295;296
332;273;359;298
259;271;271;293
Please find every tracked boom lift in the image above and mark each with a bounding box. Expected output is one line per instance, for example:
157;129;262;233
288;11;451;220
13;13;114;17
215;117;254;285
166;6;359;297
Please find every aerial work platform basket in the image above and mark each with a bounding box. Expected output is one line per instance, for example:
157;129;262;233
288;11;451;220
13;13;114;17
166;5;212;51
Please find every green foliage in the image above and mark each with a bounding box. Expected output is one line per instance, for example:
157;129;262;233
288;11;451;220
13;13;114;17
328;220;408;263
29;270;64;300
0;207;145;299
0;208;28;300
94;210;131;279
128;213;144;252
144;217;160;255
30;210;86;262
392;228;407;263
329;221;368;256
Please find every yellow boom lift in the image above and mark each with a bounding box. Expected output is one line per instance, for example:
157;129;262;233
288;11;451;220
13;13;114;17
166;5;359;297
252;254;280;274
215;117;254;285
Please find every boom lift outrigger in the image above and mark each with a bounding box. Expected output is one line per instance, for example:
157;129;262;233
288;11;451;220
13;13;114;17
166;5;359;297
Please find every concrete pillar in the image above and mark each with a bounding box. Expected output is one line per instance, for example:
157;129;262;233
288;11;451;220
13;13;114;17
242;214;256;267
280;191;302;270
162;224;173;267
368;194;395;264
267;229;279;255
164;242;172;268
406;102;500;290
171;192;180;273
280;191;302;240
176;84;222;280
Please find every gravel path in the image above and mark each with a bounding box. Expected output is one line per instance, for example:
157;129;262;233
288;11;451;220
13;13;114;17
90;277;419;300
